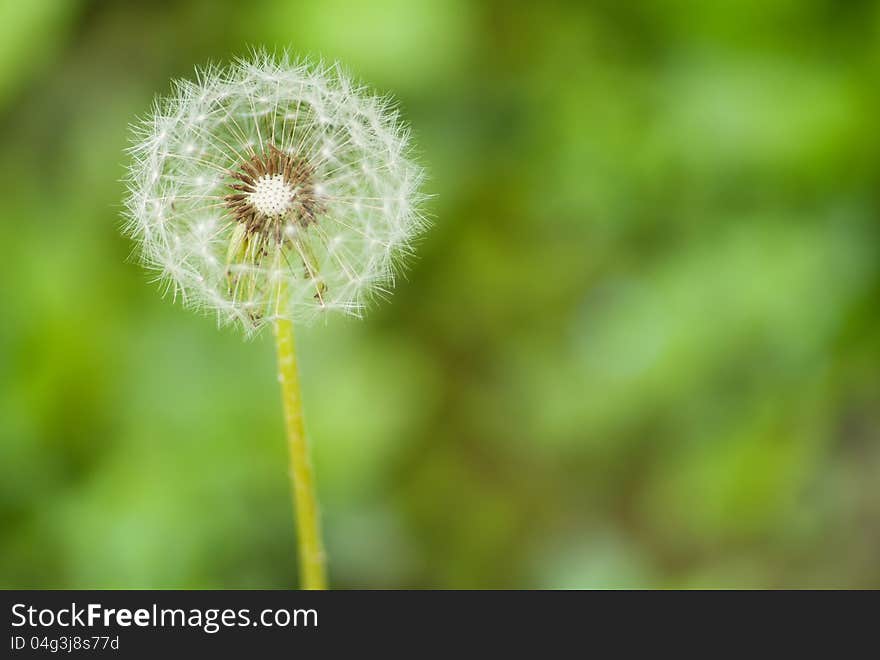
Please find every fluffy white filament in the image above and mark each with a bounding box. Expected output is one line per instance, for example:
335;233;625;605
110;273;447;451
124;52;427;332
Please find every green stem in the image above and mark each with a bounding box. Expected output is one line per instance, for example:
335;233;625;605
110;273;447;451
273;312;327;590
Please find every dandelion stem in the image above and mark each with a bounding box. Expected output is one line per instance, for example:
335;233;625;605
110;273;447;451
273;308;327;590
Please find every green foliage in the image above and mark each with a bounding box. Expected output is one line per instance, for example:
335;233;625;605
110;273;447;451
1;0;879;588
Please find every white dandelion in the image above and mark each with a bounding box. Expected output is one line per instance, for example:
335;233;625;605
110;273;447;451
124;51;427;332
121;52;430;590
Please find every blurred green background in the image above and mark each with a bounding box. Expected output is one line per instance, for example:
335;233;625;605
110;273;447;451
1;0;879;589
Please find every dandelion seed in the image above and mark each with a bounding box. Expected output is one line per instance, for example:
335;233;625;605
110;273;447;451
123;51;427;333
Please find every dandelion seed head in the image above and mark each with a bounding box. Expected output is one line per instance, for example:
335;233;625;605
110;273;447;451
123;51;428;334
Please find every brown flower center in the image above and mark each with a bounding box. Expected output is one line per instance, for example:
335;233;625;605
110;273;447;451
223;143;322;244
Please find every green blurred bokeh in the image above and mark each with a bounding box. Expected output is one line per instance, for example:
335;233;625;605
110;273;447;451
1;0;879;588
